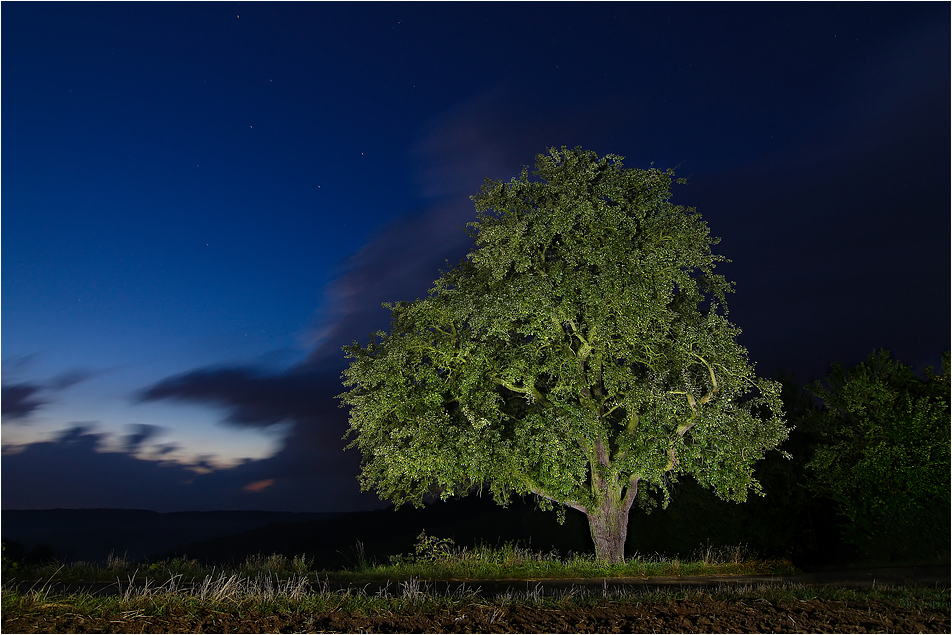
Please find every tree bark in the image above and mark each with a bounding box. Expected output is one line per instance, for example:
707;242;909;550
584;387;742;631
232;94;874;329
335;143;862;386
587;499;631;564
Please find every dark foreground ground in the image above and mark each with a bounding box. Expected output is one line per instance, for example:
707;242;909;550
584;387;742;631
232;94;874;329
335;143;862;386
4;567;949;634
4;591;948;633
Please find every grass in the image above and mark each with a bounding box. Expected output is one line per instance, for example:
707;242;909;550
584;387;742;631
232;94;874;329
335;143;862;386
327;537;800;582
3;575;948;623
5;536;798;586
3;540;947;633
7;552;312;584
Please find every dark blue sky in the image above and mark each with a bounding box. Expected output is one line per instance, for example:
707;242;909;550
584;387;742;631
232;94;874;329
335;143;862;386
2;2;948;512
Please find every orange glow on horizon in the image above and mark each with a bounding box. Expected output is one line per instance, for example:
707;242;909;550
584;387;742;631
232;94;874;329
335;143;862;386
243;478;276;493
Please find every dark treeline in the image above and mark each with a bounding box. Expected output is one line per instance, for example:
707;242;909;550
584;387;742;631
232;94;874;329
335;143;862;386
4;350;948;570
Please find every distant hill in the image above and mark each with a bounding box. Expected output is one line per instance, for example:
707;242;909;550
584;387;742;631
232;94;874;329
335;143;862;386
3;475;869;569
0;509;337;563
151;486;832;571
155;496;594;570
0;500;597;570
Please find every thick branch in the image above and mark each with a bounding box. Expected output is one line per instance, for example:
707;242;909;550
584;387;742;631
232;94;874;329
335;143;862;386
491;377;547;404
620;473;641;511
594;437;610;468
590;437;611;498
692;353;719;406
667;353;720;436
665;355;720;471
564;320;595;361
611;410;638;463
518;473;589;514
601;400;623;418
433;322;457;338
666;446;678;472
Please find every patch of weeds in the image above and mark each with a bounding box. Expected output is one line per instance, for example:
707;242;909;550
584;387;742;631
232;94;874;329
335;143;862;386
239;553;312;576
414;531;456;562
145;556;208;581
105;550;131;571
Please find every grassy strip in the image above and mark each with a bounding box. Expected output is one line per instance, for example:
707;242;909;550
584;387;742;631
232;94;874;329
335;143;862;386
7;553;309;584
6;540;798;585
3;576;948;620
326;541;799;582
6;541;946;633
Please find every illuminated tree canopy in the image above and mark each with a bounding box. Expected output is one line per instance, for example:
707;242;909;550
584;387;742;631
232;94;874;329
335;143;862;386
340;147;789;563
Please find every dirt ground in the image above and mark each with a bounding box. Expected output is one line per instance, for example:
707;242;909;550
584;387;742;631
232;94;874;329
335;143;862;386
6;566;949;633
4;594;949;634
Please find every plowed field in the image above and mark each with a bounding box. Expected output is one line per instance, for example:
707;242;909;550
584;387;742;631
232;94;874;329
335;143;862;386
5;593;948;633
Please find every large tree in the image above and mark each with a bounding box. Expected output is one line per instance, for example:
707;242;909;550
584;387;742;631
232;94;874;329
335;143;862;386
340;147;789;563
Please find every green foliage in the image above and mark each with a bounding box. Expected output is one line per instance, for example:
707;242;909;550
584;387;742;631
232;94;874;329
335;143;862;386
1;543;19;580
412;531;457;563
805;350;951;560
340;147;789;561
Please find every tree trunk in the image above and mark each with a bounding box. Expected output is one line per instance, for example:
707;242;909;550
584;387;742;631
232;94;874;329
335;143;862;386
587;500;631;564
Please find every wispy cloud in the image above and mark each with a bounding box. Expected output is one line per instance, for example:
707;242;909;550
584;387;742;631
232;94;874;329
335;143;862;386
1;383;46;421
306;87;596;364
138;365;340;429
1;368;98;423
122;423;168;453
2;424;377;512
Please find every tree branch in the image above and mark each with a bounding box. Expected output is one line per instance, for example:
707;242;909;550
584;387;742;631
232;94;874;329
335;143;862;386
692;353;719;405
620;473;641;511
433;322;457;338
667;353;720;437
517;473;589;514
666;446;678;471
611;410;638;463
601;400;624;418
594;437;610;468
492;377;547;404
665;354;721;471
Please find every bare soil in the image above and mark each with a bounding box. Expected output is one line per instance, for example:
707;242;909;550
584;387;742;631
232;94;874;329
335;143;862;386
4;594;949;634
5;567;948;633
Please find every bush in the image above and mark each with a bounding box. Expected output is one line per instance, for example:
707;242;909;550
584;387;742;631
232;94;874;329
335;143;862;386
804;350;950;561
1;542;19;579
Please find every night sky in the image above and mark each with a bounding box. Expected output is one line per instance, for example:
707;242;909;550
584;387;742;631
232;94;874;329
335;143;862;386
2;2;948;513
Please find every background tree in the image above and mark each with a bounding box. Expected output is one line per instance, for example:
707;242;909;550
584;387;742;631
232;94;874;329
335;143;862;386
340;147;789;563
805;350;951;561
